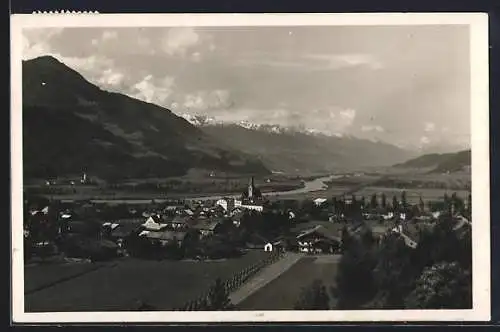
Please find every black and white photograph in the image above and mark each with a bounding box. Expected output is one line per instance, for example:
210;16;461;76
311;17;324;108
10;13;490;323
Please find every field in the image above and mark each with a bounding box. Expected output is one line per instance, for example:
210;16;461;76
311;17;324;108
25;251;270;312
236;255;340;310
24;174;304;202
353;186;470;204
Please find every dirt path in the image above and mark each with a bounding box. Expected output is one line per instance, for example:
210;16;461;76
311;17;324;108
229;252;303;305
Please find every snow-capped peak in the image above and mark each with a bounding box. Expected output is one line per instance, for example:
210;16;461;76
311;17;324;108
180;113;223;126
179;113;345;138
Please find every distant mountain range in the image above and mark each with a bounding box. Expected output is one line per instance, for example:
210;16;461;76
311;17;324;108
394;149;471;173
180;114;415;174
181;114;343;137
22;56;269;180
22;55;428;181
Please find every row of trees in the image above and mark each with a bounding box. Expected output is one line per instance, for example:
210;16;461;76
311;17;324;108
294;214;471;310
335;216;472;309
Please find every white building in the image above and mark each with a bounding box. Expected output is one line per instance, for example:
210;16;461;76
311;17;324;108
313;198;328;207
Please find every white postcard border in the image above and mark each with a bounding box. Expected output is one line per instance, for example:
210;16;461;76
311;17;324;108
10;13;490;323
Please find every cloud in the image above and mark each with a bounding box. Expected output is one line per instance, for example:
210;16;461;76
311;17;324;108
420;136;431;145
424;122;436;132
339;109;356;123
129;75;175;105
91;30;118;46
361;125;385;132
305;53;383;70
191;52;202;62
98;68;125;87
234;52;382;71
162;27;200;56
22;28;63;60
182;89;232;111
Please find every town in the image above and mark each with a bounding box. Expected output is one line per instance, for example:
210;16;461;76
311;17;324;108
23;173;472;312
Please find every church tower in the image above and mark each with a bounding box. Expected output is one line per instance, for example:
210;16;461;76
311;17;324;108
248;176;254;199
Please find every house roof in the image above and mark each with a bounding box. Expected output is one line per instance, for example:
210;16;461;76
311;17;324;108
144;230;188;241
111;223;141;237
193;220;221;231
168;215;195;226
142;216;168;231
297;225;341;242
313;198;327;204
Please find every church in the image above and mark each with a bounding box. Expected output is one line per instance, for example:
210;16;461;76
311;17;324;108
234;177;265;212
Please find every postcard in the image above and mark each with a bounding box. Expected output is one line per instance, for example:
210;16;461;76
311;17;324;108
10;13;490;323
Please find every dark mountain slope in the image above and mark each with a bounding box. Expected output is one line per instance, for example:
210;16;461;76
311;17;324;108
394;149;471;173
22;56;269;180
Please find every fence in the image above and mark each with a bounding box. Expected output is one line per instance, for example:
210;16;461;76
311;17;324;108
173;250;285;311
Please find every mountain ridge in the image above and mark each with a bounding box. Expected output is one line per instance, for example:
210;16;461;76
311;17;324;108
394;149;471;173
22;56;270;181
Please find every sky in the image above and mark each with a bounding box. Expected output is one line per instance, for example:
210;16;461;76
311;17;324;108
22;25;471;151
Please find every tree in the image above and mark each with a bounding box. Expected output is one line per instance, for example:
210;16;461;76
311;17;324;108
381;193;387;210
332;197;338;214
404;262;472;309
370;193;378;210
372;233;417;308
444;193;450;211
418;196;425;213
392;195;399;212
294;279;330;310
207;278;232;310
360;226;376;248
401;191;408;212
336;236;377;309
340;225;352;252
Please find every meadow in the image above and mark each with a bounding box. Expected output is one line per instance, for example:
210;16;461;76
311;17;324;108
236;256;340;310
25;250;270;312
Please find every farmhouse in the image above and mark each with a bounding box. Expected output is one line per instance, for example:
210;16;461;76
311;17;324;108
216;198;234;212
313;198;328;207
163;215;195;230
296;225;341;254
139;230;191;248
105;222;141;245
193;219;224;238
141;215;169;231
391;224;419;249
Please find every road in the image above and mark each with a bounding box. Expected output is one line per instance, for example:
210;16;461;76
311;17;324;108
229;252;303;305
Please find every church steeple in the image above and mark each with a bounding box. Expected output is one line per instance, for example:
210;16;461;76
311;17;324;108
248;176;254;199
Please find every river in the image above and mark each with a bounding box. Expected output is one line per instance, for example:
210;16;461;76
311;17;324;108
88;174;345;205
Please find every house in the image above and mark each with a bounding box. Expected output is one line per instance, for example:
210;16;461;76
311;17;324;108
239;204;264;212
296;225;341;254
107;222;141;246
193;219;224;238
215;198;229;211
65;220;102;237
140;230;190;248
382;212;394;220
183;209;195;216
141;215;169;231
452;215;471;231
391;224;419;249
313;198;328;207
165;215;194;230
